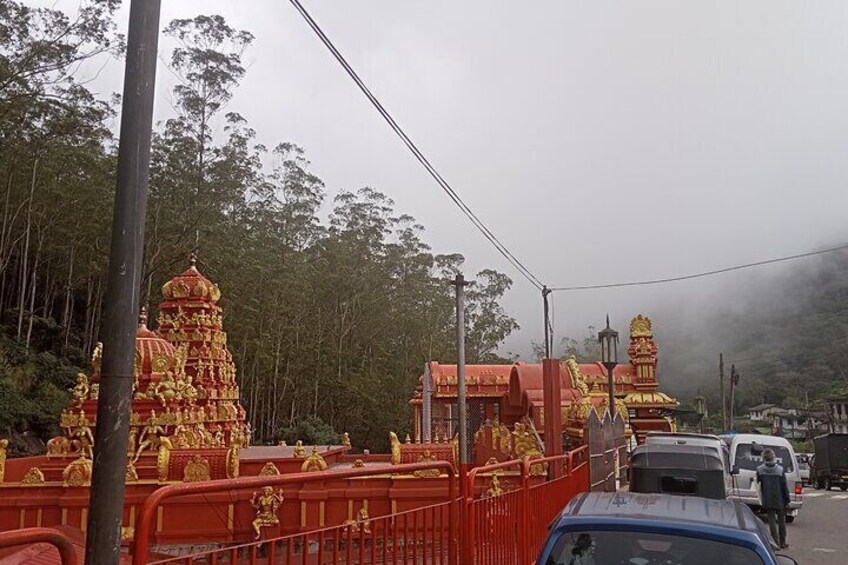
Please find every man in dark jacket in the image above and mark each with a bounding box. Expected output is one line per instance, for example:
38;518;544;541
757;448;791;548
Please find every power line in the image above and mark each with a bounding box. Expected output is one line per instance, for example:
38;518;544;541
550;243;848;292
288;0;545;291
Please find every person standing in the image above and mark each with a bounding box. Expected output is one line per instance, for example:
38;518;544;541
757;448;790;549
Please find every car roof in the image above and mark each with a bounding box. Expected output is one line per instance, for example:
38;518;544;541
630;443;724;470
646;432;722;442
557;492;764;534
725;433;793;446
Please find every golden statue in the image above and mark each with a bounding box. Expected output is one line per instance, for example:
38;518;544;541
301;447;328;472
91;342;103;377
342;432;351;447
485;474;504;498
72;422;95;459
344;506;371;534
71;373;90;407
389;432;401;465
293;440;306;458
0;438;7;483
565;355;589;396
250;486;284;539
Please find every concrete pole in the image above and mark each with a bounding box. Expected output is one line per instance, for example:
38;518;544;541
85;2;161;564
719;353;726;432
423;362;432;443
452;274;469;467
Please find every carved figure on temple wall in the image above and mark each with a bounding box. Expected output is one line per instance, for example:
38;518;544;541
250;486;284;539
293;440;306;458
73;422;94;459
71;373;90;407
148;371;181;407
134;415;170;462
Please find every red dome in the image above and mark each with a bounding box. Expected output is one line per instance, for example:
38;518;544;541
134;309;177;378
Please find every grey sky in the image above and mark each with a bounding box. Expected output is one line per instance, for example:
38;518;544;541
82;1;848;357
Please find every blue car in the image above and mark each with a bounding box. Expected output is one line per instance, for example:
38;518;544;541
537;492;797;565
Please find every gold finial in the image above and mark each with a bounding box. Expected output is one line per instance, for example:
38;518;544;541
139;307;148;328
189;252;197;269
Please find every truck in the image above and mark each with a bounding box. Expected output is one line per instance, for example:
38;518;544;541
812;433;848;491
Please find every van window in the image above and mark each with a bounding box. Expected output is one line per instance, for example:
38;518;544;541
734;444;794;473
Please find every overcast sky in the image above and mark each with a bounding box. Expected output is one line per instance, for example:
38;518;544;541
78;1;848;357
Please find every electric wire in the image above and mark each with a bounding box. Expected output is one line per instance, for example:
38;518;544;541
287;0;545;291
549;243;848;292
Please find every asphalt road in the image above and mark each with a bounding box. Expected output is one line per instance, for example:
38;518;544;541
778;488;848;564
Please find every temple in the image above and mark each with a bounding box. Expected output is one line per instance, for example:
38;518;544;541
0;259;678;554
410;314;678;463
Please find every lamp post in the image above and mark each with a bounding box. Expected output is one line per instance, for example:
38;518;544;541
598;316;619;418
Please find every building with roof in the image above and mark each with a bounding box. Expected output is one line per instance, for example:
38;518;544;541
410;315;678;464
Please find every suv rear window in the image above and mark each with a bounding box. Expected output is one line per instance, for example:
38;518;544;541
734;443;795;472
546;530;764;565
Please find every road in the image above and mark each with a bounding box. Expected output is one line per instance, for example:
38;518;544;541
780;489;848;564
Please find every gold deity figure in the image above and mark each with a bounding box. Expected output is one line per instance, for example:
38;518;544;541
293;440;306;458
250;486;284;539
133;413;169;463
72;422;95;459
71;373;90;407
148;371;180;407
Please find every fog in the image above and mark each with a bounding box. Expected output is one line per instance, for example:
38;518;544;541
61;1;848;393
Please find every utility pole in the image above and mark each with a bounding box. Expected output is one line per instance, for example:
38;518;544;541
451;274;469;470
85;2;161;564
542;286;552;359
719;353;726;432
729;364;739;431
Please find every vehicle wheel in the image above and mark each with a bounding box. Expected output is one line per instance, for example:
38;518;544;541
815;478;823;490
825;477;832;490
841;485;848;492
786;515;795;523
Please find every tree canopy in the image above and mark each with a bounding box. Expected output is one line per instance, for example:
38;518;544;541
0;5;518;453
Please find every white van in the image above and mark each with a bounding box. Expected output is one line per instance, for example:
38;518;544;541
721;433;804;522
645;432;733;497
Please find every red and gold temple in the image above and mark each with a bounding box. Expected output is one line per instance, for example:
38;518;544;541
0;259;677;555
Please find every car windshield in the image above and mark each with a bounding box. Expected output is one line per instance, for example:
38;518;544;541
545;530;764;565
734;444;795;473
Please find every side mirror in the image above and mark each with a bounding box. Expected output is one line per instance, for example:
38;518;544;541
776;555;799;565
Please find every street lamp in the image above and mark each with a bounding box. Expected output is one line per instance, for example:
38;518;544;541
598;315;619;418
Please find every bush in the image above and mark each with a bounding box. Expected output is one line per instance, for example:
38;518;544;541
276;415;341;446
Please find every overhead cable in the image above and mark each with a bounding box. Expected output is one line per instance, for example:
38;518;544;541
288;0;545;290
550;243;848;292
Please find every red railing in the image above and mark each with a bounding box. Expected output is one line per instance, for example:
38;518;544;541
131;447;590;565
0;527;79;565
149;501;452;565
463;445;590;565
132;460;457;565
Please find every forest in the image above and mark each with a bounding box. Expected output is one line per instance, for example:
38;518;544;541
657;249;848;420
0;1;519;454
